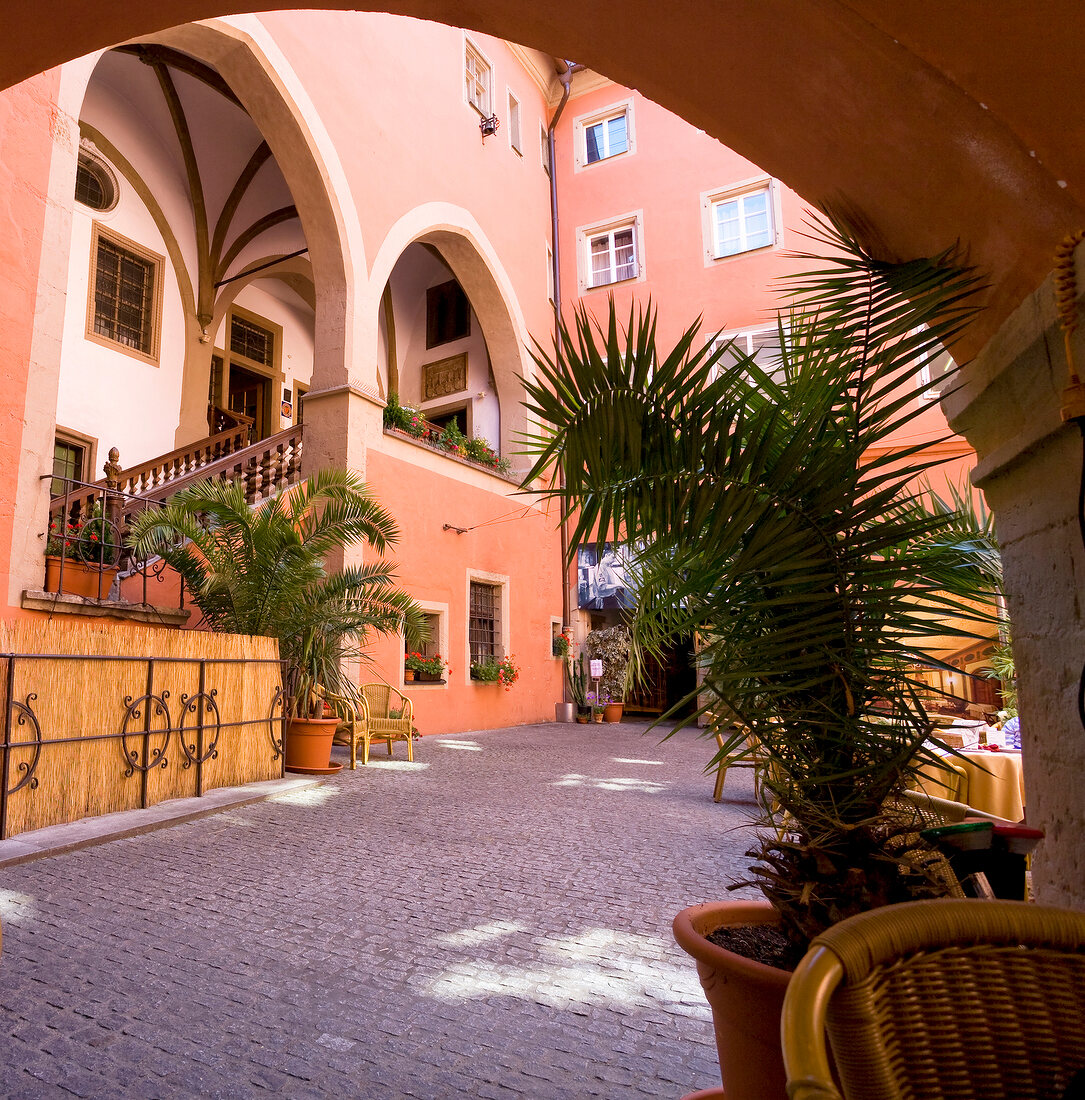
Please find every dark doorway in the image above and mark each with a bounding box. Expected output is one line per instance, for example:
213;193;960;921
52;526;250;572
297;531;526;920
228;363;269;441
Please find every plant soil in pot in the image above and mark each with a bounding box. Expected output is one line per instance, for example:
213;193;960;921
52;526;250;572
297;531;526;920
672;900;791;1100
284;716;340;772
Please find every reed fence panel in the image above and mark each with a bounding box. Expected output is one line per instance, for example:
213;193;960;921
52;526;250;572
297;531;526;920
0;620;283;839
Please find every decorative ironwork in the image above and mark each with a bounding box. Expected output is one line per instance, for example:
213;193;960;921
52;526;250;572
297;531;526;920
7;695;42;795
267;685;284;762
177;689;221;767
0;651;285;840
121;691;172;775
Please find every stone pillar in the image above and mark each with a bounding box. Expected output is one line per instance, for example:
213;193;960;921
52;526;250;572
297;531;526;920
945;239;1085;909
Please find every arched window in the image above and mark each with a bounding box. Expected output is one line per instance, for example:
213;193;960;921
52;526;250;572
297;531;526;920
75;148;118;212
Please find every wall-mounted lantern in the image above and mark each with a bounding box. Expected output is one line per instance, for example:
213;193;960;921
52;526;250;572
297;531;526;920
480;115;500;140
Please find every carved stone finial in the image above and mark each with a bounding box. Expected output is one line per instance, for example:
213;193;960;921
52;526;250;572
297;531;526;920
103;447;122;489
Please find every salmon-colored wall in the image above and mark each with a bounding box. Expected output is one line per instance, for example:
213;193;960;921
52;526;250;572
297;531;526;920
554;81;980;501
554;84;810;349
0;71;62;614
364;444;564;735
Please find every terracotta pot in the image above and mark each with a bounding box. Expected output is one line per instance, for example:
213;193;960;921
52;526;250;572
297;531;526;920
44;556;118;599
592;712;604;723
284;716;339;772
555;702;576;722
603;702;624;723
672;900;791;1100
576;712;590;724
404;668;416;681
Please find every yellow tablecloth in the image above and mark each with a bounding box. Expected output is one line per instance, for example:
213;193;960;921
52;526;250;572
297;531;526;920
917;749;1025;821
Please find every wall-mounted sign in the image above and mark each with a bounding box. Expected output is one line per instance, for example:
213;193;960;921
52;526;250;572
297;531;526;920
589;659;603;679
423;353;468;401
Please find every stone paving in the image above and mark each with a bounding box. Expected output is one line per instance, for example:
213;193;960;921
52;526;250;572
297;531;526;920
0;719;762;1099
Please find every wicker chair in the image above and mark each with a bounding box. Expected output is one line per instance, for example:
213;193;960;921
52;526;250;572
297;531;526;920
781;899;1085;1100
323;683;414;768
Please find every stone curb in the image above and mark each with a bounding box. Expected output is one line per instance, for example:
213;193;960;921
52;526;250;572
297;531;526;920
0;775;322;868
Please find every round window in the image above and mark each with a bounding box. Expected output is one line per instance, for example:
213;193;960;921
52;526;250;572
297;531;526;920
75;153;117;212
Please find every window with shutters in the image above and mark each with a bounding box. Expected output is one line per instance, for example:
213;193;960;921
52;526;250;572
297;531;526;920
86;224;162;363
701;177;780;263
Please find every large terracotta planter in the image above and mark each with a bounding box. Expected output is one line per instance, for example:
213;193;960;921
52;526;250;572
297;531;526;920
284;716;339;772
44;556;118;599
603;701;624;723
672;899;791;1100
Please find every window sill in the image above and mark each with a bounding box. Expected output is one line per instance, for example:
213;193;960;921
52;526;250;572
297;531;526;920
22;589;191;626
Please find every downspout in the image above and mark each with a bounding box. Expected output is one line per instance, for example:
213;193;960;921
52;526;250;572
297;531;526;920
547;60;582;639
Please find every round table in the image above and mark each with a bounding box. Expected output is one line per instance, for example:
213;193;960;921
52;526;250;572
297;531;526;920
918;748;1025;821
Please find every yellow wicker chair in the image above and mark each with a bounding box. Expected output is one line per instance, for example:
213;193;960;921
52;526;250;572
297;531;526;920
359;682;414;765
781;899;1085;1100
322;683;413;768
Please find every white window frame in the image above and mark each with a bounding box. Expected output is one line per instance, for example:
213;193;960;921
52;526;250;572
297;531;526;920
464;36;493;116
576;212;644;294
706;325;786;381
914;327;956;401
465;570;510;685
550;617;564;661
701;176;782;264
507;88;522;154
573;97;636;171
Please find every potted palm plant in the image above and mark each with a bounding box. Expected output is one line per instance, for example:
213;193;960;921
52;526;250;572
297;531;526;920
521;215;996;1098
128;469;424;773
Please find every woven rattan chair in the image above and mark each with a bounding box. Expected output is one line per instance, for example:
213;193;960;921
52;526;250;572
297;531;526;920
359;682;414;764
322;683;413;768
781;899;1085;1100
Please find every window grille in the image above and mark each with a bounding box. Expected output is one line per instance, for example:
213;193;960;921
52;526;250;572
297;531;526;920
75;153;115;211
469;582;500;663
230;316;274;366
93;239;154;353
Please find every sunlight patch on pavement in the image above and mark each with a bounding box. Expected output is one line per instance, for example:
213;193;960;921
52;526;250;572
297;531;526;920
422;925;709;1013
551;773;668;793
268;786;339;807
434;919;528;947
612;757;664;766
363;760;430;771
0;889;34;924
434;739;483;751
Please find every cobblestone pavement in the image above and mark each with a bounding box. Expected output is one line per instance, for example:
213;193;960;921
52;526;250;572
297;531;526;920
0;719;762;1099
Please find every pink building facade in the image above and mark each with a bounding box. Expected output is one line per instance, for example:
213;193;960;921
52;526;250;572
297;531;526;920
0;13;982;734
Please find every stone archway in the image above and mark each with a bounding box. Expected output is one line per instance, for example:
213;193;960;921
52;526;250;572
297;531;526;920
366;204;534;460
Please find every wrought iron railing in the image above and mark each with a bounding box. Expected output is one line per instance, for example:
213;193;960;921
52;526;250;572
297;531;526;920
0;650;285;840
42;425;305;609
